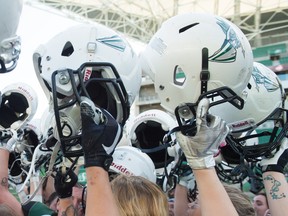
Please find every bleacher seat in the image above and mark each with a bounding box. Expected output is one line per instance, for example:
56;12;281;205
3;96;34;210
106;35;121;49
252;43;287;58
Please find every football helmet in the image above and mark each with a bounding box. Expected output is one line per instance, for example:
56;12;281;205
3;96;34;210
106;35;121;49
210;62;286;134
32;23;141;157
140;13;253;120
218;63;288;160
0;0;23;73
0;82;38;130
7;119;47;191
110;145;157;183
127;109;178;169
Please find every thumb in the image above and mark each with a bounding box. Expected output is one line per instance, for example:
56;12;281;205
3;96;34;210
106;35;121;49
196;98;210;132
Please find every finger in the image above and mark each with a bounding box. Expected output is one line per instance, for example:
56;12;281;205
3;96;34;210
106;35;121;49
196;98;210;119
196;98;210;132
101;109;116;125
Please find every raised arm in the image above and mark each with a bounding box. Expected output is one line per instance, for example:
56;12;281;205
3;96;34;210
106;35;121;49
0;130;24;216
80;97;121;216
175;98;238;216
260;137;288;216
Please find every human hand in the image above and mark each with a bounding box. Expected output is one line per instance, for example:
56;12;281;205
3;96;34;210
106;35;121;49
175;98;229;169
54;168;78;199
260;137;288;173
0;129;17;152
80;96;122;170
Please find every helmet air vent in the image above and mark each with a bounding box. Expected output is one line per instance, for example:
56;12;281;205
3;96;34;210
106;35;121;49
179;23;199;33
61;41;74;57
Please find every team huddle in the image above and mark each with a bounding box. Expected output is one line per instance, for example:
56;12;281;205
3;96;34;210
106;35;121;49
0;0;288;216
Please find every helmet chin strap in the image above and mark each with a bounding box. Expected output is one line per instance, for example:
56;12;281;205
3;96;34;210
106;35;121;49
200;47;210;94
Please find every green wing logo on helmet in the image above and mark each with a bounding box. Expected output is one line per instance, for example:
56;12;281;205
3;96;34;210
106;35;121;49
252;65;280;92
209;18;244;63
96;35;126;52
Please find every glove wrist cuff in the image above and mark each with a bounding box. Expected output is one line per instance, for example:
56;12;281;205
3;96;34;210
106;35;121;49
261;164;284;174
84;155;113;171
187;155;215;170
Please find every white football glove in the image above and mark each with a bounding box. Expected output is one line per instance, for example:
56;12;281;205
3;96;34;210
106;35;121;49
176;98;229;169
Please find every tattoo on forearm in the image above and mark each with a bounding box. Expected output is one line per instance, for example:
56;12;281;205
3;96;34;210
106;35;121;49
263;175;286;200
61;204;78;216
1;177;8;188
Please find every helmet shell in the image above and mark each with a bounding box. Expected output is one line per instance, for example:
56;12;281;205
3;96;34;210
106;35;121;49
140;13;253;113
210;62;285;133
0;0;23;73
110;146;157;183
0;82;38;130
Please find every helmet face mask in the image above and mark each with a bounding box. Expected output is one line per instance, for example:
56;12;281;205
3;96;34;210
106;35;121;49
33;24;141;157
210;62;288;160
50;63;129;157
226;107;288;161
0;35;21;73
211;62;286;134
174;86;245;132
0;0;23;73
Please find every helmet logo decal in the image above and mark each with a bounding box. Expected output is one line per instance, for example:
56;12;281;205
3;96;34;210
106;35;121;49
252;65;279;92
83;67;92;81
110;161;133;176
96;35;126;52
209;18;244;63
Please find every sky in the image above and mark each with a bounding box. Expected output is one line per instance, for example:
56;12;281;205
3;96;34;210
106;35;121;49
0;3;145;119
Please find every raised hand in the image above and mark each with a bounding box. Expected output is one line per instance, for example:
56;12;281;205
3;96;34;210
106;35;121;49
80;96;122;171
176;98;229;169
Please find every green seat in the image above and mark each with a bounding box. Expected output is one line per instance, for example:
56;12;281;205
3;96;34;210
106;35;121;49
279;56;288;64
253;43;287;58
257;59;273;66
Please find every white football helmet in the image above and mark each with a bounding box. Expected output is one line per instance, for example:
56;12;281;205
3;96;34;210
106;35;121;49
33;23;141;157
110;145;157;183
0;82;38;130
14;118;44;154
215;63;288;160
140;13;253;119
210;62;286;134
0;0;23;73
127;109;178;169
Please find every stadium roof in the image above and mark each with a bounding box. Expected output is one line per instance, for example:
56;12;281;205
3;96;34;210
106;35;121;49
26;0;288;46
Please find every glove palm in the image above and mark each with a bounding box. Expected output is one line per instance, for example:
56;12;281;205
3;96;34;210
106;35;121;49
176;98;229;169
